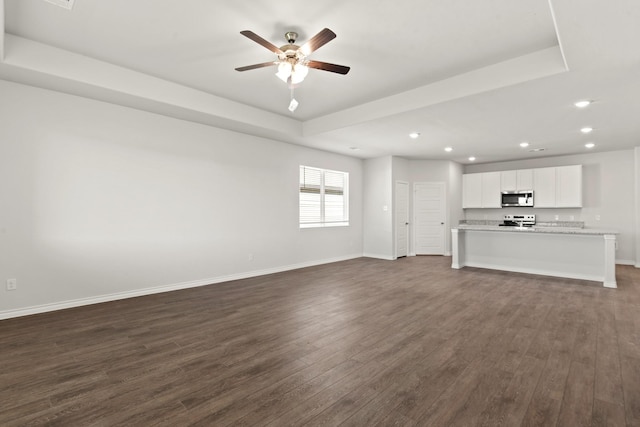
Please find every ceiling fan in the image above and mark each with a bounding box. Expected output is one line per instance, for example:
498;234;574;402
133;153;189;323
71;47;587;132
235;28;350;86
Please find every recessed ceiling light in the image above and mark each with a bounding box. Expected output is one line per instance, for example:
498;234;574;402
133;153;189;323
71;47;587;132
519;142;529;148
585;142;595;148
574;100;592;108
468;156;476;162
529;148;546;152
409;132;421;139
581;127;593;134
444;147;453;152
349;147;360;151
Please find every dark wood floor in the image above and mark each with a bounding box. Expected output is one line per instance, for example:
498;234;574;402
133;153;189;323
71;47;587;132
1;256;640;426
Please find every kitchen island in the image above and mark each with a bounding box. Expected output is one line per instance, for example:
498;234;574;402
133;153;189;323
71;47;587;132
451;225;618;288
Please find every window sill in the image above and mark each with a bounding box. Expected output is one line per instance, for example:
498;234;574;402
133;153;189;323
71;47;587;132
300;222;349;229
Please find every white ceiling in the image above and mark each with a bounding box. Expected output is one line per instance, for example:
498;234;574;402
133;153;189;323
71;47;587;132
1;0;639;164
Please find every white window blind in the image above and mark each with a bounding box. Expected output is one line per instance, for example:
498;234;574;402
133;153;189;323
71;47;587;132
300;166;349;228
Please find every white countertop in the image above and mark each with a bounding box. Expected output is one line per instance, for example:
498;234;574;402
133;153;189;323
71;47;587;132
453;224;619;235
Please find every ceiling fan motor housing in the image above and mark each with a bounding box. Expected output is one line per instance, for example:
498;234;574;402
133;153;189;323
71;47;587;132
284;31;298;44
278;44;305;63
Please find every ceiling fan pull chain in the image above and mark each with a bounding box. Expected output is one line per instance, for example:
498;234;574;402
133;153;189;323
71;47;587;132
288;86;299;112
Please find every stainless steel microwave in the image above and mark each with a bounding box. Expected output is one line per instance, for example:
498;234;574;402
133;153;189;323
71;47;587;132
501;190;534;207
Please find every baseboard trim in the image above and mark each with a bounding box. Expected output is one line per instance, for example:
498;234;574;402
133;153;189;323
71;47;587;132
0;253;363;320
363;253;395;261
616;259;635;266
462;261;603;284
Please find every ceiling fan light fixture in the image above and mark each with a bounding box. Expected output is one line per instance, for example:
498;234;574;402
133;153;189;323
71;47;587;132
276;62;292;82
290;63;309;85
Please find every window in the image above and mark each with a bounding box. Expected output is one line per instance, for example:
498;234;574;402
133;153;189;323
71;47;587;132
299;166;349;228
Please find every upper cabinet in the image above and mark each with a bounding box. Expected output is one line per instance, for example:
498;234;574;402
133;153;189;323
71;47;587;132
462;173;482;208
556;165;582;207
464;165;582;209
516;169;534;190
533;167;556;208
481;172;501;208
462;172;501;208
501;169;533;191
500;170;516;191
534;165;582;208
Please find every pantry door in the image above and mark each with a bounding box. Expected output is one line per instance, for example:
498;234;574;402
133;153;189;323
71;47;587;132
395;181;409;258
414;182;446;255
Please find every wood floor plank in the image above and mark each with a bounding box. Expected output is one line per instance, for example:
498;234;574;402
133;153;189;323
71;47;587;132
595;300;625;406
521;337;575;427
620;355;640;426
592;398;627;427
556;361;596;427
1;257;639;426
476;355;546;426
415;357;513;426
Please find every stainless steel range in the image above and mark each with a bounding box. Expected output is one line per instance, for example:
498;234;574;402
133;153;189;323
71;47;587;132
500;214;536;227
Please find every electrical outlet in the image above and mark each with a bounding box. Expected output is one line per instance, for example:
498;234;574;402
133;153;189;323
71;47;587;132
595;214;601;221
248;253;254;261
554;215;559;221
6;278;17;291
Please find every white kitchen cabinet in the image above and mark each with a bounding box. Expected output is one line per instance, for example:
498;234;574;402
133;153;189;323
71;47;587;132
463;172;501;208
556;165;582;207
463;173;482;208
501;169;533;191
533;167;556;208
481;171;501;208
500;170;517;191
468;165;581;209
517;169;534;190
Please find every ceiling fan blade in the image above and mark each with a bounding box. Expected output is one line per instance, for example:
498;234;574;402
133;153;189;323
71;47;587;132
300;28;336;55
240;30;283;55
235;61;277;72
306;60;350;75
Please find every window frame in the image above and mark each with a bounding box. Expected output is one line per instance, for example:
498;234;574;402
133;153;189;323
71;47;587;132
299;165;349;229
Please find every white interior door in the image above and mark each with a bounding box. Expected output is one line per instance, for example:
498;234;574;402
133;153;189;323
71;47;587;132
395;181;409;258
414;182;446;255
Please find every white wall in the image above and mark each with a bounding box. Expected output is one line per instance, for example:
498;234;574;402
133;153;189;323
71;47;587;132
464;150;636;264
363;156;393;259
0;81;363;317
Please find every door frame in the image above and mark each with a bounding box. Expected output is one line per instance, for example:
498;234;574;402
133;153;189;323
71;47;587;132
394;180;410;259
413;181;448;256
